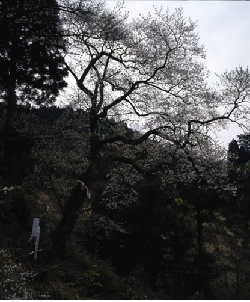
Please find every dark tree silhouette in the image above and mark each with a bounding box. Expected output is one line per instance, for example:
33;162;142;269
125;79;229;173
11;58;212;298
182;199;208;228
0;0;68;186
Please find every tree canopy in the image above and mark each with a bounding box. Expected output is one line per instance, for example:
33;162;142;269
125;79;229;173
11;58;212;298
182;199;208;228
44;0;250;260
0;0;68;109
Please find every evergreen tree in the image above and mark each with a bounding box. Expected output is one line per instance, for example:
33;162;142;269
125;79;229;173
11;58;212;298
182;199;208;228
228;135;250;167
238;134;250;152
0;0;67;109
0;0;68;186
238;134;250;164
228;139;240;166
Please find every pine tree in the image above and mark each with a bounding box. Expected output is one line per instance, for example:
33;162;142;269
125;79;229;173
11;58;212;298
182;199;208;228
237;135;250;164
0;0;68;190
0;0;68;110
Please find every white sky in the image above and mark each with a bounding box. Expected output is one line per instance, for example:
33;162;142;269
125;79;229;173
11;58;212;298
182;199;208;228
106;0;250;147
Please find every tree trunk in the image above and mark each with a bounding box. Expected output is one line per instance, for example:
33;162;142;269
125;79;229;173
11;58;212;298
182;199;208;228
51;109;103;259
51;181;88;260
51;139;101;260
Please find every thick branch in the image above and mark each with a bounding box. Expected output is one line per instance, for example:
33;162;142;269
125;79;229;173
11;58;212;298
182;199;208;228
78;51;128;84
78;52;106;84
97;56;110;112
62;59;94;99
99;126;175;147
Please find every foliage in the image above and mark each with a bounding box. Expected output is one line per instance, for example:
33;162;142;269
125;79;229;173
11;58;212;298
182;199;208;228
0;0;68;106
0;248;34;300
2;106;250;299
31;107;90;213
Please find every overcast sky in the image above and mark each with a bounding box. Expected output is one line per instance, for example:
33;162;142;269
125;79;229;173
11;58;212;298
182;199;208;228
106;0;250;147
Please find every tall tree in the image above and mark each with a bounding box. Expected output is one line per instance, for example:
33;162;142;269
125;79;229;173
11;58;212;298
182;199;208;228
51;1;250;259
0;0;68;185
0;0;68;108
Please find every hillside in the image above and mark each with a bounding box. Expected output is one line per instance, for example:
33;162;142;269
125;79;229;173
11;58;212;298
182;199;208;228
1;106;250;299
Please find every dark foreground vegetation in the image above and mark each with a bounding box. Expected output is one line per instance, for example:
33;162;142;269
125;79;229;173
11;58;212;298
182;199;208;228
1;106;250;299
1;0;250;299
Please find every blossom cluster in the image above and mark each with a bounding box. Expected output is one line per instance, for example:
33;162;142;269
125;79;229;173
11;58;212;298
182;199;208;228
0;249;34;300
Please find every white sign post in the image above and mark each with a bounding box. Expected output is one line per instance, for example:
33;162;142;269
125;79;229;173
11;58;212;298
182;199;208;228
31;218;40;260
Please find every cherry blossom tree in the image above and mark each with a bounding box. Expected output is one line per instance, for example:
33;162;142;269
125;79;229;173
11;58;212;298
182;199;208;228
51;0;250;259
